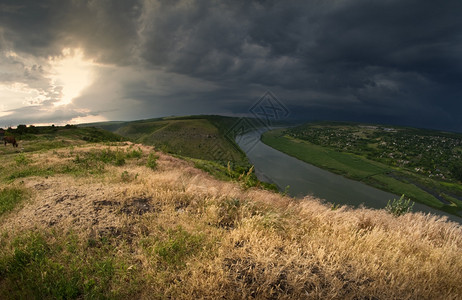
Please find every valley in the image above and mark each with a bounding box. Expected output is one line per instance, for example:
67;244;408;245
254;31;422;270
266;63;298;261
262;122;462;217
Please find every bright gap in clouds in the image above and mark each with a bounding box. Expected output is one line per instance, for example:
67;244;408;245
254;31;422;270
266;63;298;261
51;48;94;106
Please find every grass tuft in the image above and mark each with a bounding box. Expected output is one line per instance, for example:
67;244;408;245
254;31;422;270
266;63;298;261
0;187;26;216
154;226;205;268
15;153;30;166
386;194;415;216
0;230;138;299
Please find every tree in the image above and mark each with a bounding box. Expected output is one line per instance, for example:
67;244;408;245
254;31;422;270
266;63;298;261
451;163;462;182
28;125;39;134
16;124;27;134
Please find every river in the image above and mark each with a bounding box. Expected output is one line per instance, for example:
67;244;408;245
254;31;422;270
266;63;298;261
236;129;462;223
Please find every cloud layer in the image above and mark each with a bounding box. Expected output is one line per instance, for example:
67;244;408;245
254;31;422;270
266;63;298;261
1;0;461;131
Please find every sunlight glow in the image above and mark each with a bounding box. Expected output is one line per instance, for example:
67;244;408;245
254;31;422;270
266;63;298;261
50;48;95;106
0;82;47;108
69;114;108;125
0;110;12;118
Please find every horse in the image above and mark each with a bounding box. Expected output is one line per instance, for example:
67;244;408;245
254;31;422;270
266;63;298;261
3;136;18;147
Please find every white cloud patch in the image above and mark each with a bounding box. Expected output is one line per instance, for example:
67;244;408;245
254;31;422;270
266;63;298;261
0;48;101;127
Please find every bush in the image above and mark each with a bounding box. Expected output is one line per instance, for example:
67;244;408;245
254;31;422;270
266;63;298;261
127;148;142;159
385;194;414;217
146;153;158;170
451;163;462;182
121;171;138;183
114;151;126;166
238;165;256;188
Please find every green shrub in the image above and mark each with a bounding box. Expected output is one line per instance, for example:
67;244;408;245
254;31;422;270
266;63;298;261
385;194;414;217
451;163;462;182
121;171;131;182
146;153;158;170
121;171;138;182
127;148;143;159
238;165;256;188
97;149;118;164
114;151;126;166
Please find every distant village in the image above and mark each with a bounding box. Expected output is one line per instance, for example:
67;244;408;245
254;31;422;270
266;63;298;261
287;124;462;182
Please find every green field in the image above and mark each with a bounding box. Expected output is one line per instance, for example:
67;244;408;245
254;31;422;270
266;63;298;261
262;128;462;215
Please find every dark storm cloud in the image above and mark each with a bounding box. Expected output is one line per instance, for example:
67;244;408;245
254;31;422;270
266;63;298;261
0;0;142;62
1;0;461;131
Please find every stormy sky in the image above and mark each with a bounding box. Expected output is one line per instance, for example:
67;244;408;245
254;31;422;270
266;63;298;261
1;0;461;131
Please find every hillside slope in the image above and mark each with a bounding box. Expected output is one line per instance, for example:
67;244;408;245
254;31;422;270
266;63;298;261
1;140;462;298
90;115;249;166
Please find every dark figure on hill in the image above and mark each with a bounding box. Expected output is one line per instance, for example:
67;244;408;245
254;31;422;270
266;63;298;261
3;136;18;147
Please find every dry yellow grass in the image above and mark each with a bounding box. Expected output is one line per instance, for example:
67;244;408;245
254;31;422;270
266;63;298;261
1;143;461;299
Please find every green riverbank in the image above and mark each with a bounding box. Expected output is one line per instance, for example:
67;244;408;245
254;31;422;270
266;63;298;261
262;128;462;217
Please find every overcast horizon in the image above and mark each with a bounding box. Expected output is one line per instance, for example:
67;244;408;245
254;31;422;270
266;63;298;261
1;0;461;132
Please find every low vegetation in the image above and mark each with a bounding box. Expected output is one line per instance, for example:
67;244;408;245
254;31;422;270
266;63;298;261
0;124;125;156
146;152;158;170
385;194;415;217
0;187;26;216
1;132;462;298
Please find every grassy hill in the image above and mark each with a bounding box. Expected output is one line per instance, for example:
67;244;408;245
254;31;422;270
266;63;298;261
88;115;249;166
262;123;462;217
1;134;461;298
86;115;264;186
